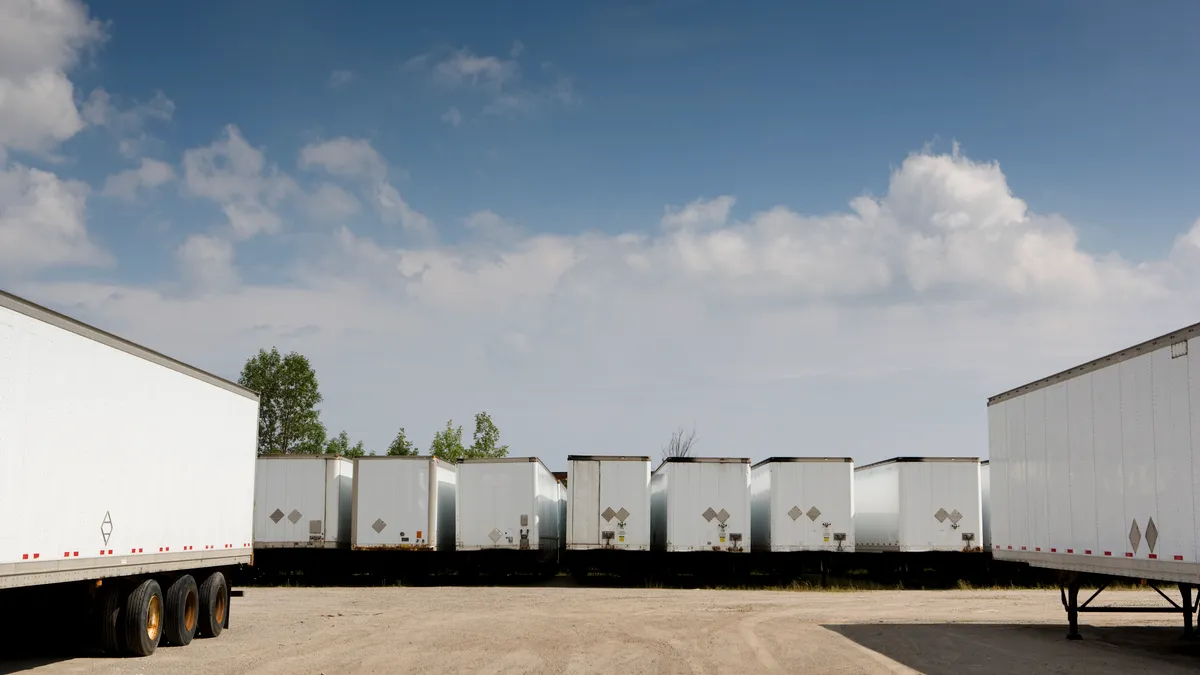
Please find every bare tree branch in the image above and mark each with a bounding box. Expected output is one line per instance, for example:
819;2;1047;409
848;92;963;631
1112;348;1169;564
661;425;698;462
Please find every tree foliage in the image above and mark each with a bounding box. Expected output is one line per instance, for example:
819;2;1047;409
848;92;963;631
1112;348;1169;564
661;426;698;462
324;430;366;458
469;411;509;458
239;347;326;455
387;428;418;456
428;413;510;461
429;419;467;461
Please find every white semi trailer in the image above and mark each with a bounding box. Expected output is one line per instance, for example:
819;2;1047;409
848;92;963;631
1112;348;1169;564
988;319;1200;639
0;290;259;657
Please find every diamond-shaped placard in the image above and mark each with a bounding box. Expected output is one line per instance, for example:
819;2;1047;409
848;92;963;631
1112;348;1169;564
372;518;387;534
288;509;303;524
1146;517;1158;553
715;509;730;525
948;509;962;525
615;507;630;522
601;507;617;522
934;508;949;523
788;506;803;521
702;507;717;522
488;528;502;543
270;508;285;524
1129;519;1141;554
806;506;821;522
100;511;113;545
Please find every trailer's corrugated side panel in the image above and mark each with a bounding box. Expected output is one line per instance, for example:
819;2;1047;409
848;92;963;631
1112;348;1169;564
991;334;1200;583
650;468;668;553
749;464;771;552
534;460;561;554
435;464;457;552
0;300;257;588
980;462;991;551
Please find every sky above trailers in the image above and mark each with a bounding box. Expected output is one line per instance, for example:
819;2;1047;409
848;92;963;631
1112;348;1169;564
2;1;1199;468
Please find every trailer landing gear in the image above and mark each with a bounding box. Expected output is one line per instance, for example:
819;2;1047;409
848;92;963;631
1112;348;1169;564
1059;574;1198;641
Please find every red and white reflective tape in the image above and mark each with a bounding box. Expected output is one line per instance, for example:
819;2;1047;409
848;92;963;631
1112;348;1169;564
20;553;41;560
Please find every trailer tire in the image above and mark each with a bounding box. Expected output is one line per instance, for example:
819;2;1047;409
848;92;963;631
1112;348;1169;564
197;571;228;639
122;578;164;657
97;585;124;655
164;575;200;646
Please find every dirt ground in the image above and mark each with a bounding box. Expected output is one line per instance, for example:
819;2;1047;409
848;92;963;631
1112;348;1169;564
5;585;1200;674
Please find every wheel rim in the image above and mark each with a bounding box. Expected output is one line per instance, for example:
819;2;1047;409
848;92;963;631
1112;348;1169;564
146;594;162;642
184;590;198;632
214;589;227;624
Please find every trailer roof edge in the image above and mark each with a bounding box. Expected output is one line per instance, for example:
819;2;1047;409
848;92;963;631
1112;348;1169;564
987;320;1200;406
0;289;258;401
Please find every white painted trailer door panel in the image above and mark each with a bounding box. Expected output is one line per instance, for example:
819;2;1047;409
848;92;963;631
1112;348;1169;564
568;460;600;547
458;462;536;550
661;462;750;552
353;458;441;549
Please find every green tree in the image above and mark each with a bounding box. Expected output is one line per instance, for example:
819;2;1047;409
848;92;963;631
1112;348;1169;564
387;427;418;456
347;440;366;458
429;419;467;461
238;347;326;455
325;430;350;456
468;411;509;458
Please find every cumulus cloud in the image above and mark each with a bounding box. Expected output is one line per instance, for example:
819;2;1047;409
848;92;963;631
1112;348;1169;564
299;137;432;236
0;163;110;275
0;0;105;155
183;125;296;239
14;147;1200;466
101;157;175;201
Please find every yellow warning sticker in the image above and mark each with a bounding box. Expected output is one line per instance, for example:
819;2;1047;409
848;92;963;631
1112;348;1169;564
618;535;624;542
719;537;726;543
824;536;830;542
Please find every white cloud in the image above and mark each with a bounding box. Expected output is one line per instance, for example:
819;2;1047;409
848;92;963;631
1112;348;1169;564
464;209;522;242
183;125;296;239
305;182;361;222
81;87;175;158
0;163;110;275
177;234;238;294
406;44;577;119
661;195;735;230
101;158;175;201
299;137;386;181
329;70;354;88
430;49;518;91
441;106;463;127
14;147;1200;468
299;137;432;236
0;0;105;155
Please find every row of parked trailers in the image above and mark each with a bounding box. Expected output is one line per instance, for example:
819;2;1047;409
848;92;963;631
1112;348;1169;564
251;453;987;570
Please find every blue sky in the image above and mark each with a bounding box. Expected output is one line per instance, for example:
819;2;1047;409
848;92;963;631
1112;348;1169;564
3;0;1200;465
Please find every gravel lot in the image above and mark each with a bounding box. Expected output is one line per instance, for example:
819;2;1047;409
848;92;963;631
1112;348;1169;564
5;585;1200;674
